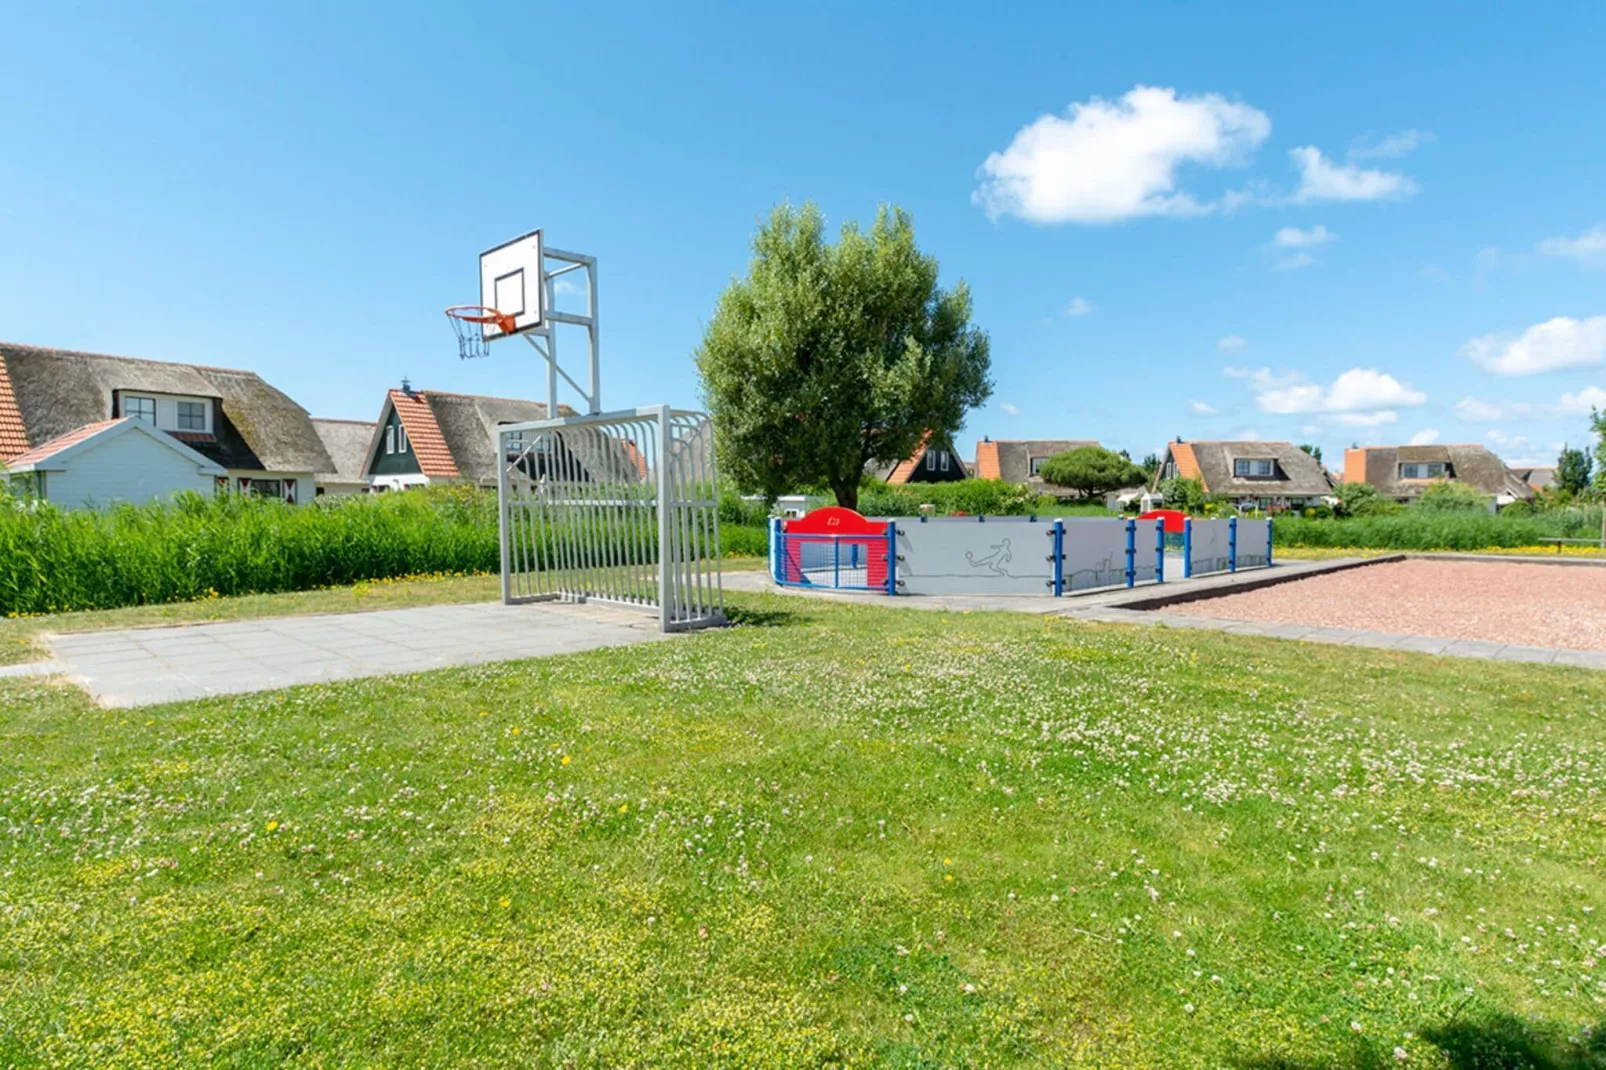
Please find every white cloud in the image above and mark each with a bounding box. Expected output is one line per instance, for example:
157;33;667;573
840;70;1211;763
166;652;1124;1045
1290;146;1416;203
1537;225;1606;264
552;277;581;295
1064;296;1095;317
1273;251;1317;271
1329;411;1400;427
1558;385;1606;414
1222;365;1250;378
1455;396;1507;422
1462;316;1606;375
999;402;1021;416
1348;129;1432;160
1272;224;1337;248
1188;399;1218;415
1250;366;1426;416
1217;335;1246;351
1485;429;1532;450
1408;429;1440;445
973;85;1271;224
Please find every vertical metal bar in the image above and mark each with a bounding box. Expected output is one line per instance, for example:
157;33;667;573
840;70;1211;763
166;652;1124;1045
1052;520;1064;596
886;522;897;595
770;517;781;582
656;408;673;630
1125;519;1136;588
1155;518;1165;584
497;431;512;604
1183;518;1193;579
706;416;725;619
833;536;841;588
1267;518;1274;567
546;328;560;425
588;261;601;414
1229;517;1238;572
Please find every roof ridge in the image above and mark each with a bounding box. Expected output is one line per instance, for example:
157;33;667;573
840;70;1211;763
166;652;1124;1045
311;417;377;425
0;341;261;377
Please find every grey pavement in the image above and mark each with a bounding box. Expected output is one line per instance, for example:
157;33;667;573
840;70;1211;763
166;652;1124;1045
41;600;671;708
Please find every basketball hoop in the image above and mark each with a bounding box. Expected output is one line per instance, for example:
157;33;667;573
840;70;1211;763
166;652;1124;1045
445;305;517;359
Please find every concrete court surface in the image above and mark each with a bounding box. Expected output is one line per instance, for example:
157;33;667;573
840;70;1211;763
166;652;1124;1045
44;600;671;708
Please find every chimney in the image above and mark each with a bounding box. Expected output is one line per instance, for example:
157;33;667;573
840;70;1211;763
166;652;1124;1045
401;377;415;397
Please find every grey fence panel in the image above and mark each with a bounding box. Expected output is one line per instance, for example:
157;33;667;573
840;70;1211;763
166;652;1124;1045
1061;518;1133;592
1188;519;1233;576
1236;518;1272;569
896;519;1055;595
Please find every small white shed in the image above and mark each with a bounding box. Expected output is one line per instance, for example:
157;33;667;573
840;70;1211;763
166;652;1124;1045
3;417;224;509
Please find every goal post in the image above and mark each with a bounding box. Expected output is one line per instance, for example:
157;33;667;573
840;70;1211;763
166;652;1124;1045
496;405;725;632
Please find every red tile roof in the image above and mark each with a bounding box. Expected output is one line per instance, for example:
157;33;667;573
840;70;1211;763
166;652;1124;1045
0;354;30;461
388;389;459;478
1171;441;1202;483
3;418;127;468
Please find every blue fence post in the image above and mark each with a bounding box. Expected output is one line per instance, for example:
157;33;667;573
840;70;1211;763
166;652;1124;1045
1052;520;1064;596
885;522;898;595
1124;519;1136;588
1155;518;1165;583
1267;518;1274;567
769;517;781;582
1229;517;1238;572
833;536;840;588
1183;518;1193;578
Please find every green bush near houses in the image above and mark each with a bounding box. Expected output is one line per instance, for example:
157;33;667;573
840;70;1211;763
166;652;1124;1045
1272;506;1604;550
858;478;1051;518
0;486;766;616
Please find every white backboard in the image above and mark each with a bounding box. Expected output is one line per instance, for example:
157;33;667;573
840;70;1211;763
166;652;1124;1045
479;229;544;339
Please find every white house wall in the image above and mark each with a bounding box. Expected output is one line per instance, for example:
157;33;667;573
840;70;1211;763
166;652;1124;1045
44;431;216;509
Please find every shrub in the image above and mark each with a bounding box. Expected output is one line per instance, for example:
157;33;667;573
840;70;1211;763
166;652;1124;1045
1158;477;1205;513
1272;505;1604;551
1035;446;1146;500
857;479;1048;517
1415;480;1489;512
1332;481;1399;517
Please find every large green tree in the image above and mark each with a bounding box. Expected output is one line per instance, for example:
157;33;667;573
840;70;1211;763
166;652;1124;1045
1036;445;1146;499
695;202;991;510
1592;408;1606;497
1555;443;1592;496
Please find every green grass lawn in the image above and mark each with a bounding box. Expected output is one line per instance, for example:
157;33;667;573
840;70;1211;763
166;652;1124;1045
2;593;1604;1067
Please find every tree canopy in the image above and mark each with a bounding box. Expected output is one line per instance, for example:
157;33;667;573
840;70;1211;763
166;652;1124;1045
1556;444;1592;496
695;203;991;510
1415;480;1489;512
1037;445;1147;500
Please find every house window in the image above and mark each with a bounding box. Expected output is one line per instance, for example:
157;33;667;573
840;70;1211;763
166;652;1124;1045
1400;462;1446;479
940;451;950;473
1029;457;1046;476
385;426;396;454
925;450;937;470
124;396;156;425
177;400;207;431
398;425;409;453
1233;458;1275;478
249;479;282;499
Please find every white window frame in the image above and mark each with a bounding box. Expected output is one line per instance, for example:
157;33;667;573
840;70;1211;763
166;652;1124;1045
940;451;950;473
385;425;396;455
925;450;937;471
176;399;207;431
124;395;156;425
398;424;409;453
1400;462;1446;480
1234;458;1274;478
1029;457;1046;476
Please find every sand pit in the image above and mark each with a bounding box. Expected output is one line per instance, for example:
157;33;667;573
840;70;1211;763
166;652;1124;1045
1160;558;1606;652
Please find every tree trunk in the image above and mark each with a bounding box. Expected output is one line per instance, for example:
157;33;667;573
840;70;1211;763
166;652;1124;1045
831;479;859;512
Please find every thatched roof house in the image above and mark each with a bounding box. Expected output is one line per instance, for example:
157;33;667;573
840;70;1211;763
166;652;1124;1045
1342;444;1536;503
1156;440;1333;506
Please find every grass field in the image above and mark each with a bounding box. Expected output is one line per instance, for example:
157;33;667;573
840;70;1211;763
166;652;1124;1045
2;593;1604;1067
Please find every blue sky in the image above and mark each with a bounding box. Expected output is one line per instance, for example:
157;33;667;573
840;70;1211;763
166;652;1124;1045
3;2;1604;469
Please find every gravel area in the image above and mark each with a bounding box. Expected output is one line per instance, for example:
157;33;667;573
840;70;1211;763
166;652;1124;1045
1161;559;1606;652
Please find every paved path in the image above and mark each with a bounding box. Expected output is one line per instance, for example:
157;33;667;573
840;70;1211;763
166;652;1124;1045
42;601;669;708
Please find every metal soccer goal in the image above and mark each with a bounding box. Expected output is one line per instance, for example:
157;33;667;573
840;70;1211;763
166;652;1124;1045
496;405;725;632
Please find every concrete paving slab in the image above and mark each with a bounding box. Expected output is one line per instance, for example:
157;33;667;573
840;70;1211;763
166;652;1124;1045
1495;645;1560;665
1441;639;1509;660
44;600;675;708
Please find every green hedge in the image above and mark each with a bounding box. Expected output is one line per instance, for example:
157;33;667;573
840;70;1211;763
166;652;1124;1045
858;479;1052;518
1272;507;1604;550
0;486;766;616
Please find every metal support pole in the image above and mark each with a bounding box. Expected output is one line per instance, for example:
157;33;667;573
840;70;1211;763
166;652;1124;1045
1052;520;1064;596
496;429;512;604
1155;518;1165;583
769;517;781;582
833;537;841;588
1125;519;1136;588
1183;518;1193;579
656;408;672;631
885;522;898;595
1229;517;1238;572
1267;518;1275;566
